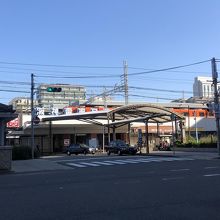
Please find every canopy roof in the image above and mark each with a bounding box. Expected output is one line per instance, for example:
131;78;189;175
107;104;184;127
42;104;184;127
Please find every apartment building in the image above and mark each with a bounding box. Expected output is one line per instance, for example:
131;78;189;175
36;84;86;110
193;76;215;98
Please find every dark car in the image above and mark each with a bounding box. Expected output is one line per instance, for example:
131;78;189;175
65;144;89;156
105;140;137;156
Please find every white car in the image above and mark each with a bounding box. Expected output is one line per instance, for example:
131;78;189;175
88;146;98;154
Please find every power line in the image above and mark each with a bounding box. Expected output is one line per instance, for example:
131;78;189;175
128;59;211;76
0;70;30;75
0;66;121;75
129;86;192;94
0;65;210;77
0;61;123;69
129;76;193;84
36;74;120;79
0;89;30;93
128;67;210;74
0;80;30;85
129;94;176;101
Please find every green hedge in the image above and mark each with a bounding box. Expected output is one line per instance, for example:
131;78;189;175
175;142;217;148
12;145;40;160
175;135;217;148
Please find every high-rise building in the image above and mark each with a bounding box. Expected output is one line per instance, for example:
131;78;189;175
36;84;86;110
193;76;216;98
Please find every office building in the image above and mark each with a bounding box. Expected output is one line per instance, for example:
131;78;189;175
193;76;214;98
36;84;86;110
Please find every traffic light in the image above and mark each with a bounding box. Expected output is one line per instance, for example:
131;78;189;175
46;87;62;92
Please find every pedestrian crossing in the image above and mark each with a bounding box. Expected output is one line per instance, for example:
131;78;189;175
64;157;194;169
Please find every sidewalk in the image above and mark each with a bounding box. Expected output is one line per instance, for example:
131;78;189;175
11;157;72;173
151;150;219;160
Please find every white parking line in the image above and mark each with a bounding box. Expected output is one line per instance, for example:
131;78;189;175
93;161;114;166
162;177;184;181
64;157;195;168
204;174;220;177
170;168;190;172
104;160;126;165
66;163;87;168
117;159;140;164
79;162;100;167
204;166;219;169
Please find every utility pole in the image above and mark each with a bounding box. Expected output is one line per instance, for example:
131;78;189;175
103;87;107;109
211;57;220;156
123;60;128;105
31;73;35;159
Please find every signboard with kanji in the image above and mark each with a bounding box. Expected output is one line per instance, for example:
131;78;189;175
7;118;20;128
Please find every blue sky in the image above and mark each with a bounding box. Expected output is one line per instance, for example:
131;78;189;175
0;0;220;104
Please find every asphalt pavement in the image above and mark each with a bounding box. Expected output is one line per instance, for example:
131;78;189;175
1;156;220;220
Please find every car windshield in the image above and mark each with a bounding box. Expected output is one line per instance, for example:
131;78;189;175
69;144;80;148
113;140;127;146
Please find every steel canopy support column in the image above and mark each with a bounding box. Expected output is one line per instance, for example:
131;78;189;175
188;105;191;140
145;120;149;154
171;117;175;155
182;120;186;143
157;123;159;137
128;123;131;144
112;113;116;141
108;117;110;144
102;125;105;153
175;117;178;141
74;127;76;144
113;126;116;141
49;121;53;153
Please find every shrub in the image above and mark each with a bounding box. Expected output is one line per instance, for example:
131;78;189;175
12;145;40;160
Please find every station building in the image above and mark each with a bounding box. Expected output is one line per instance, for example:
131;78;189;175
6;101;216;155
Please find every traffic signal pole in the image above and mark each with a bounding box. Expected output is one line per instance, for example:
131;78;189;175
211;58;220;156
31;73;35;159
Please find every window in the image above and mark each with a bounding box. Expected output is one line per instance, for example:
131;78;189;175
199;112;205;117
183;112;188;116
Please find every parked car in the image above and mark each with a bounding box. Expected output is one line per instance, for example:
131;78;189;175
65;144;90;155
81;144;97;154
105;140;137;156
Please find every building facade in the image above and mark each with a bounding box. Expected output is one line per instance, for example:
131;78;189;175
36;84;86;111
9;97;38;113
193;76;215;98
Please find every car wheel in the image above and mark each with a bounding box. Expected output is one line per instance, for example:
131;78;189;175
67;151;71;156
107;150;111;156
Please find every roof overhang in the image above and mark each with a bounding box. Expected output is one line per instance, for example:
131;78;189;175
41;104;184;127
107;104;184;124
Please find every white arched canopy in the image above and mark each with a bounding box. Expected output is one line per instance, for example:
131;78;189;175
107;104;184;127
